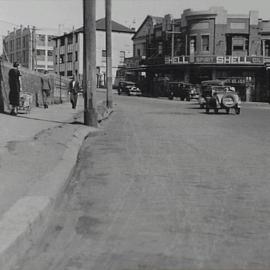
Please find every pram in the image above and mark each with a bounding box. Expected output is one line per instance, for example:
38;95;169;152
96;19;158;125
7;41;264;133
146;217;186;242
18;92;33;113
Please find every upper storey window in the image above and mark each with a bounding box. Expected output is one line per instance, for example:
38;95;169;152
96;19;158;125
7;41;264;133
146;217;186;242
201;35;209;51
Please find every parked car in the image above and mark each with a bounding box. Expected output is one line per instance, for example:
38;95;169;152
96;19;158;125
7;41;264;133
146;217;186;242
167;82;195;101
118;81;142;96
205;87;241;114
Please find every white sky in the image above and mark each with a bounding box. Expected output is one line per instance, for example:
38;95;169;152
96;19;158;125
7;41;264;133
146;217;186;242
0;0;270;36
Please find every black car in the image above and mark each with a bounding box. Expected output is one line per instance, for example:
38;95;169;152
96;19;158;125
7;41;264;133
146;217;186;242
118;81;142;96
167;82;195;101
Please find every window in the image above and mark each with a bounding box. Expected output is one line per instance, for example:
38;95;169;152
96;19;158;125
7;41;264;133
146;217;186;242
67;52;73;62
36;34;45;46
201;35;209;51
67;35;73;45
67;70;73;76
137;49;141;57
158;42;163;55
60;54;65;63
37;49;45;56
232;38;245;51
265;41;270;57
23;36;27;48
60;37;65;46
47;50;53;61
190;36;196;54
60;71;65;76
10;40;14;51
102;50;106;62
119;51;125;64
48;35;55;46
16;38;21;50
75;51;78;61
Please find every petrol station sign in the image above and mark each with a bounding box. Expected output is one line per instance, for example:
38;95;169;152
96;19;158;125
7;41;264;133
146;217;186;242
165;55;264;65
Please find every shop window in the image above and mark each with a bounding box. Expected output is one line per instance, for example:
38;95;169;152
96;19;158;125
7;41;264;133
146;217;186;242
201;35;209;51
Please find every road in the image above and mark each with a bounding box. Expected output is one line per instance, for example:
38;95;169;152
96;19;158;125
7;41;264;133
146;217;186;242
16;95;270;270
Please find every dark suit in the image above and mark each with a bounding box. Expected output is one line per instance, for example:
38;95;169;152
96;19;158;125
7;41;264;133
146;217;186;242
69;79;80;109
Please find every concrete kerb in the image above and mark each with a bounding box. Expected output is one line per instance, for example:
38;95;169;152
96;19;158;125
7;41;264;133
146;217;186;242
0;103;110;269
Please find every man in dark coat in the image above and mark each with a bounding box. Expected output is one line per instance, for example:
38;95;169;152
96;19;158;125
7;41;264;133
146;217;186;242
68;75;80;109
41;70;51;108
8;62;21;115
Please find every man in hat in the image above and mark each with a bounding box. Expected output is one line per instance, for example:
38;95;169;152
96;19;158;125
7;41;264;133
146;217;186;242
68;75;80;109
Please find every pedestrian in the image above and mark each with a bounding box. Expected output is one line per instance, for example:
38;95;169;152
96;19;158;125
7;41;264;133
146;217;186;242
41;70;51;109
68;75;80;109
8;62;22;115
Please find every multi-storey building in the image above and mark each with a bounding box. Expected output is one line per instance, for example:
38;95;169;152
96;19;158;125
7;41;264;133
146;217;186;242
54;18;135;87
3;26;56;72
127;7;270;102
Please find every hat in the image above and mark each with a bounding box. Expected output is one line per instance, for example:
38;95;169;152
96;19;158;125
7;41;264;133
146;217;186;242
13;62;20;67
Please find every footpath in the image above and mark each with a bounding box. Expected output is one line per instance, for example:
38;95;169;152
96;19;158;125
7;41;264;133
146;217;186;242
0;95;111;270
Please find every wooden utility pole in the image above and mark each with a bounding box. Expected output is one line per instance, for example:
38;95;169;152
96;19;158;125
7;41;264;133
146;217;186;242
106;0;113;108
83;0;98;126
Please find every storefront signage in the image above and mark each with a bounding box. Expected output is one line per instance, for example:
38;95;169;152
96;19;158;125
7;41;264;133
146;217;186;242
215;56;263;64
165;55;264;65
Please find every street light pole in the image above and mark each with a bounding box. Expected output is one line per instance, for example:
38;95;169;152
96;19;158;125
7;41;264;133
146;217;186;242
106;0;113;108
83;0;98;126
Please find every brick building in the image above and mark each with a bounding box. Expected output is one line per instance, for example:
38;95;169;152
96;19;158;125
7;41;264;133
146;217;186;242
126;7;270;101
2;26;56;72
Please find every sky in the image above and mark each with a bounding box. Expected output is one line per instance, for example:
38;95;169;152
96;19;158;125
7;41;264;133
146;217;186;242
1;0;270;37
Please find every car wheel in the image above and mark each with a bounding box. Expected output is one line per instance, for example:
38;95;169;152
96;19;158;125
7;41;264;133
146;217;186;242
235;108;240;115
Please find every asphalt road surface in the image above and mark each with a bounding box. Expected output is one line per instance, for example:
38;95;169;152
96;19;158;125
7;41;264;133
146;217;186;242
17;95;270;270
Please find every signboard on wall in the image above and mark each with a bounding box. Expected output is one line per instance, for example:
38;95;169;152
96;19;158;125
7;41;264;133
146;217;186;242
165;55;265;65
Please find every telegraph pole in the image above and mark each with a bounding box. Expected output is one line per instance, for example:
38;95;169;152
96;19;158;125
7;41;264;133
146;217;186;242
83;0;98;126
106;0;113;108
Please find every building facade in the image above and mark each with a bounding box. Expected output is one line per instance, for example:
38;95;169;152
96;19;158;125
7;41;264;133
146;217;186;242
3;26;56;72
127;7;270;101
54;18;134;87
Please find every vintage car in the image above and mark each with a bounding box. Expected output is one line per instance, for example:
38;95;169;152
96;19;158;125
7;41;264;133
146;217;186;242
167;82;196;101
205;87;241;114
199;80;225;108
118;81;142;96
